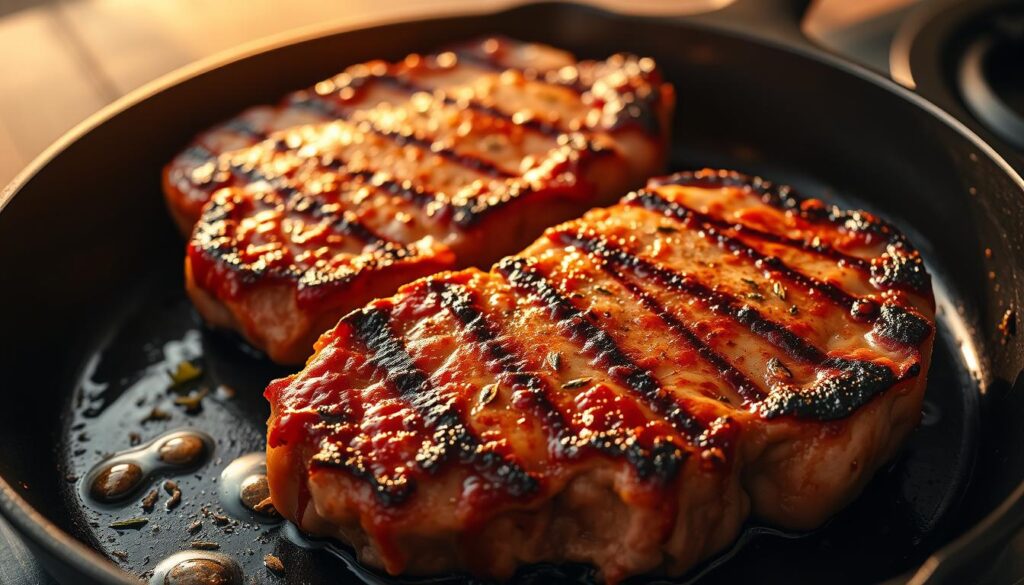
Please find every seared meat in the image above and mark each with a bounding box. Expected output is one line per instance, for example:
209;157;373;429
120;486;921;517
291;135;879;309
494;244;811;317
173;38;674;363
264;169;935;583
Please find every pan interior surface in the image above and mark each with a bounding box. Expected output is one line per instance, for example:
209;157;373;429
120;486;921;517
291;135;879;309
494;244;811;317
1;3;1019;584
57;248;980;585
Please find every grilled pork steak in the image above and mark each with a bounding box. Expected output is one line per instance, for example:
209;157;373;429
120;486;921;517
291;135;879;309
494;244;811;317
169;38;673;363
264;169;934;583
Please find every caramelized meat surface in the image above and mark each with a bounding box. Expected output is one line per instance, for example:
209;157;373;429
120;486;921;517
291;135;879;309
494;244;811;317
264;170;935;583
170;38;673;362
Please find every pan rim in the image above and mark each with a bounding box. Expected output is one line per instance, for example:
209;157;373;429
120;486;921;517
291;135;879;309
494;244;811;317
1;2;1022;583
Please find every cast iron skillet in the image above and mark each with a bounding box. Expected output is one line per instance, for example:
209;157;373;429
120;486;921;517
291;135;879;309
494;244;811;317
2;1;1024;583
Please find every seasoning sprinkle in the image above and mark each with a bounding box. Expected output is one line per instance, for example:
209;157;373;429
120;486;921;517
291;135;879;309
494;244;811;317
656;225;677;234
109;517;149;529
788;305;799;315
561;377;592;390
741;278;761;292
595;286;614;296
546;351;562;372
745;293;765;302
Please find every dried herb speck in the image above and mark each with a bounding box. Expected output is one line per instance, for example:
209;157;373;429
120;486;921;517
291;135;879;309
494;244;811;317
110;517;148;530
190;540;220;550
562;377;592;390
741;278;761;292
595;286;614;296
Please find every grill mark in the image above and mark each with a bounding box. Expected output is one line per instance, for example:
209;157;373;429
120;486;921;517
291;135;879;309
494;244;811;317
223;162;393;246
452;46;588;94
554;231;828;366
428;280;688;479
377;75;565;138
602;270;766;403
627;189;933;346
649;170;931;295
291;92;517;179
628;190;862;311
319;158;439;209
360;120;517;179
192;174;424;293
495;256;705;440
552;230;908;420
427;282;572;444
308;422;414;506
337;307;538;502
640;197;870;271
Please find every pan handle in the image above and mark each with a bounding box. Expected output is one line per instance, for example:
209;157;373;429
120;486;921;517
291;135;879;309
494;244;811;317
677;0;817;51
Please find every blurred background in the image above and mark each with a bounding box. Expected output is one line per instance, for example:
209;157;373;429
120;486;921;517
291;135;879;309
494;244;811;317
0;0;923;187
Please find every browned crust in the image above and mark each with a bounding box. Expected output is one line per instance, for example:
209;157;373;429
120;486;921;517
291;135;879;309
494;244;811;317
185;251;455;363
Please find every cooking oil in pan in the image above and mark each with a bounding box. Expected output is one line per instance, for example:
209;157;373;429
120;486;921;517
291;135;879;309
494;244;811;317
81;429;213;505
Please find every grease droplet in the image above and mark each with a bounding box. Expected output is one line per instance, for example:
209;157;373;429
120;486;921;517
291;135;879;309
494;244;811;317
165;558;235;585
159;434;207;466
90;463;143;502
151;552;242;585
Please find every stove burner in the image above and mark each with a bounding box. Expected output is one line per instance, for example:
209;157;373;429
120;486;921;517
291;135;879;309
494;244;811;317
890;0;1024;170
958;10;1024;150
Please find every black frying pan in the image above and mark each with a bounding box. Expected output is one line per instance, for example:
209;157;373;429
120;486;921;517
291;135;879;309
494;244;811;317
2;1;1024;584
